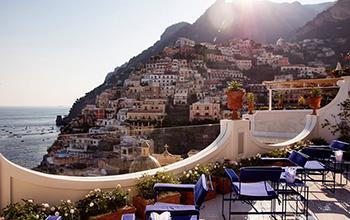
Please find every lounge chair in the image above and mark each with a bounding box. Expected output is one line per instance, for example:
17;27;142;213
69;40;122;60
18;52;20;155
223;167;284;220
145;174;209;220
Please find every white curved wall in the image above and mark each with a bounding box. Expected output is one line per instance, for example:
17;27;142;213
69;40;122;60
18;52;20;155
0;120;248;209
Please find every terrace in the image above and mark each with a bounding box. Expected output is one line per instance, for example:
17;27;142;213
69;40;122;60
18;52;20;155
0;76;350;219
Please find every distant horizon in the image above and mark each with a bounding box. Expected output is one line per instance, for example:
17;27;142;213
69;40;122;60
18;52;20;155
0;0;337;107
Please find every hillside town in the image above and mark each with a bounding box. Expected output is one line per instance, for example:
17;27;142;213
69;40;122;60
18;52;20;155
38;36;343;176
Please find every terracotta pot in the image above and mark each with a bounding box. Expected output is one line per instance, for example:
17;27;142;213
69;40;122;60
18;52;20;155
181;181;217;205
132;192;181;219
212;176;232;194
247;102;254;114
309;96;322;115
88;206;136;220
227;90;244;120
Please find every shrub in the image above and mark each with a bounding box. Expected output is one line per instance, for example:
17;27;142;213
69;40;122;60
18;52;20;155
310;88;322;98
77;186;129;218
323;99;350;142
310;137;328;146
227;81;243;91
179;165;209;184
209;160;238;177
2;199;49;220
136;172;179;200
54;200;79;220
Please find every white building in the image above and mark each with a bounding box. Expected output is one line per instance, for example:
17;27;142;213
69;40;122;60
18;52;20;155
173;88;189;105
236;59;252;70
175;37;195;47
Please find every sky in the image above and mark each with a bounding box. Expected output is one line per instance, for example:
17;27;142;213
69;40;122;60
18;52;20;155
0;0;336;107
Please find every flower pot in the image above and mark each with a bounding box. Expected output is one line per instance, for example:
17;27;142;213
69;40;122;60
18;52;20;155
132;192;181;219
181;181;217;204
248;102;254;114
309;96;322;115
212;176;232;194
88;206;136;220
227;90;244;120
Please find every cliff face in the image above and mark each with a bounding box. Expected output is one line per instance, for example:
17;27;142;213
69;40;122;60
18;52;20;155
296;0;350;39
64;0;334;123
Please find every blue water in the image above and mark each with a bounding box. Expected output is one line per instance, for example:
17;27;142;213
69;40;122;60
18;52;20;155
0;107;69;168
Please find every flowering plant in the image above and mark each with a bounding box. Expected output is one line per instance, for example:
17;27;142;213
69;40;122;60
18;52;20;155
136;172;179;200
53;200;79;220
209;160;239;177
179;164;209;184
77;186;129;218
2;199;48;220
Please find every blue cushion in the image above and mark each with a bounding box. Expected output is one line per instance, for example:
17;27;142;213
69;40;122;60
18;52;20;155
232;182;278;200
45;217;62;220
146;202;199;216
154;183;195;192
122;213;135;220
225;168;239;182
331;140;350;151
194;174;208;208
304;160;326;171
301;148;332;160
239;167;282;182
288;151;308;167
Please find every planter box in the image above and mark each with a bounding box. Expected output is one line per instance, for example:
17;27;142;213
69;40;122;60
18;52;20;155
88;206;136;220
181;181;217;205
133;192;181;220
213;176;232;194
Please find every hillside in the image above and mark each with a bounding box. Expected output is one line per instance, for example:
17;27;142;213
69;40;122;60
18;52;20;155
63;0;334;123
296;0;350;40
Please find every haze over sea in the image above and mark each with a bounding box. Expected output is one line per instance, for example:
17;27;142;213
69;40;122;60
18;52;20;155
0;107;69;168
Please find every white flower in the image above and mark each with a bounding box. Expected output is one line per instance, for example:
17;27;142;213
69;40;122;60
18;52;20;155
51;207;56;212
161;176;165;180
116;184;121;188
65;213;68;216
90;202;94;207
70;209;75;214
183;171;186;174
186;174;190;178
194;171;198;175
67;200;71;203
28;199;33;203
127;188;132;192
55;211;60;216
94;188;101;192
35;215;39;219
195;166;198;170
42;203;50;208
189;170;193;174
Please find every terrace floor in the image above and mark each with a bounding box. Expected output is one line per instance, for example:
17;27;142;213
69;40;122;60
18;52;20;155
200;173;350;220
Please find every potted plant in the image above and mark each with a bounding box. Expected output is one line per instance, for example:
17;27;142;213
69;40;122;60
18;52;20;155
2;199;49;220
246;93;255;114
179;165;216;204
209;160;238;194
309;88;322;115
133;172;180;219
78;186;134;220
276;91;285;109
226;81;245;120
298;96;306;109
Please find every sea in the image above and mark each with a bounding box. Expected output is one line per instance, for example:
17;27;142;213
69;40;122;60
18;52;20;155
0;107;69;168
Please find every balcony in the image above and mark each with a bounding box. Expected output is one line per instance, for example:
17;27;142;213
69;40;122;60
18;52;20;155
0;76;349;219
